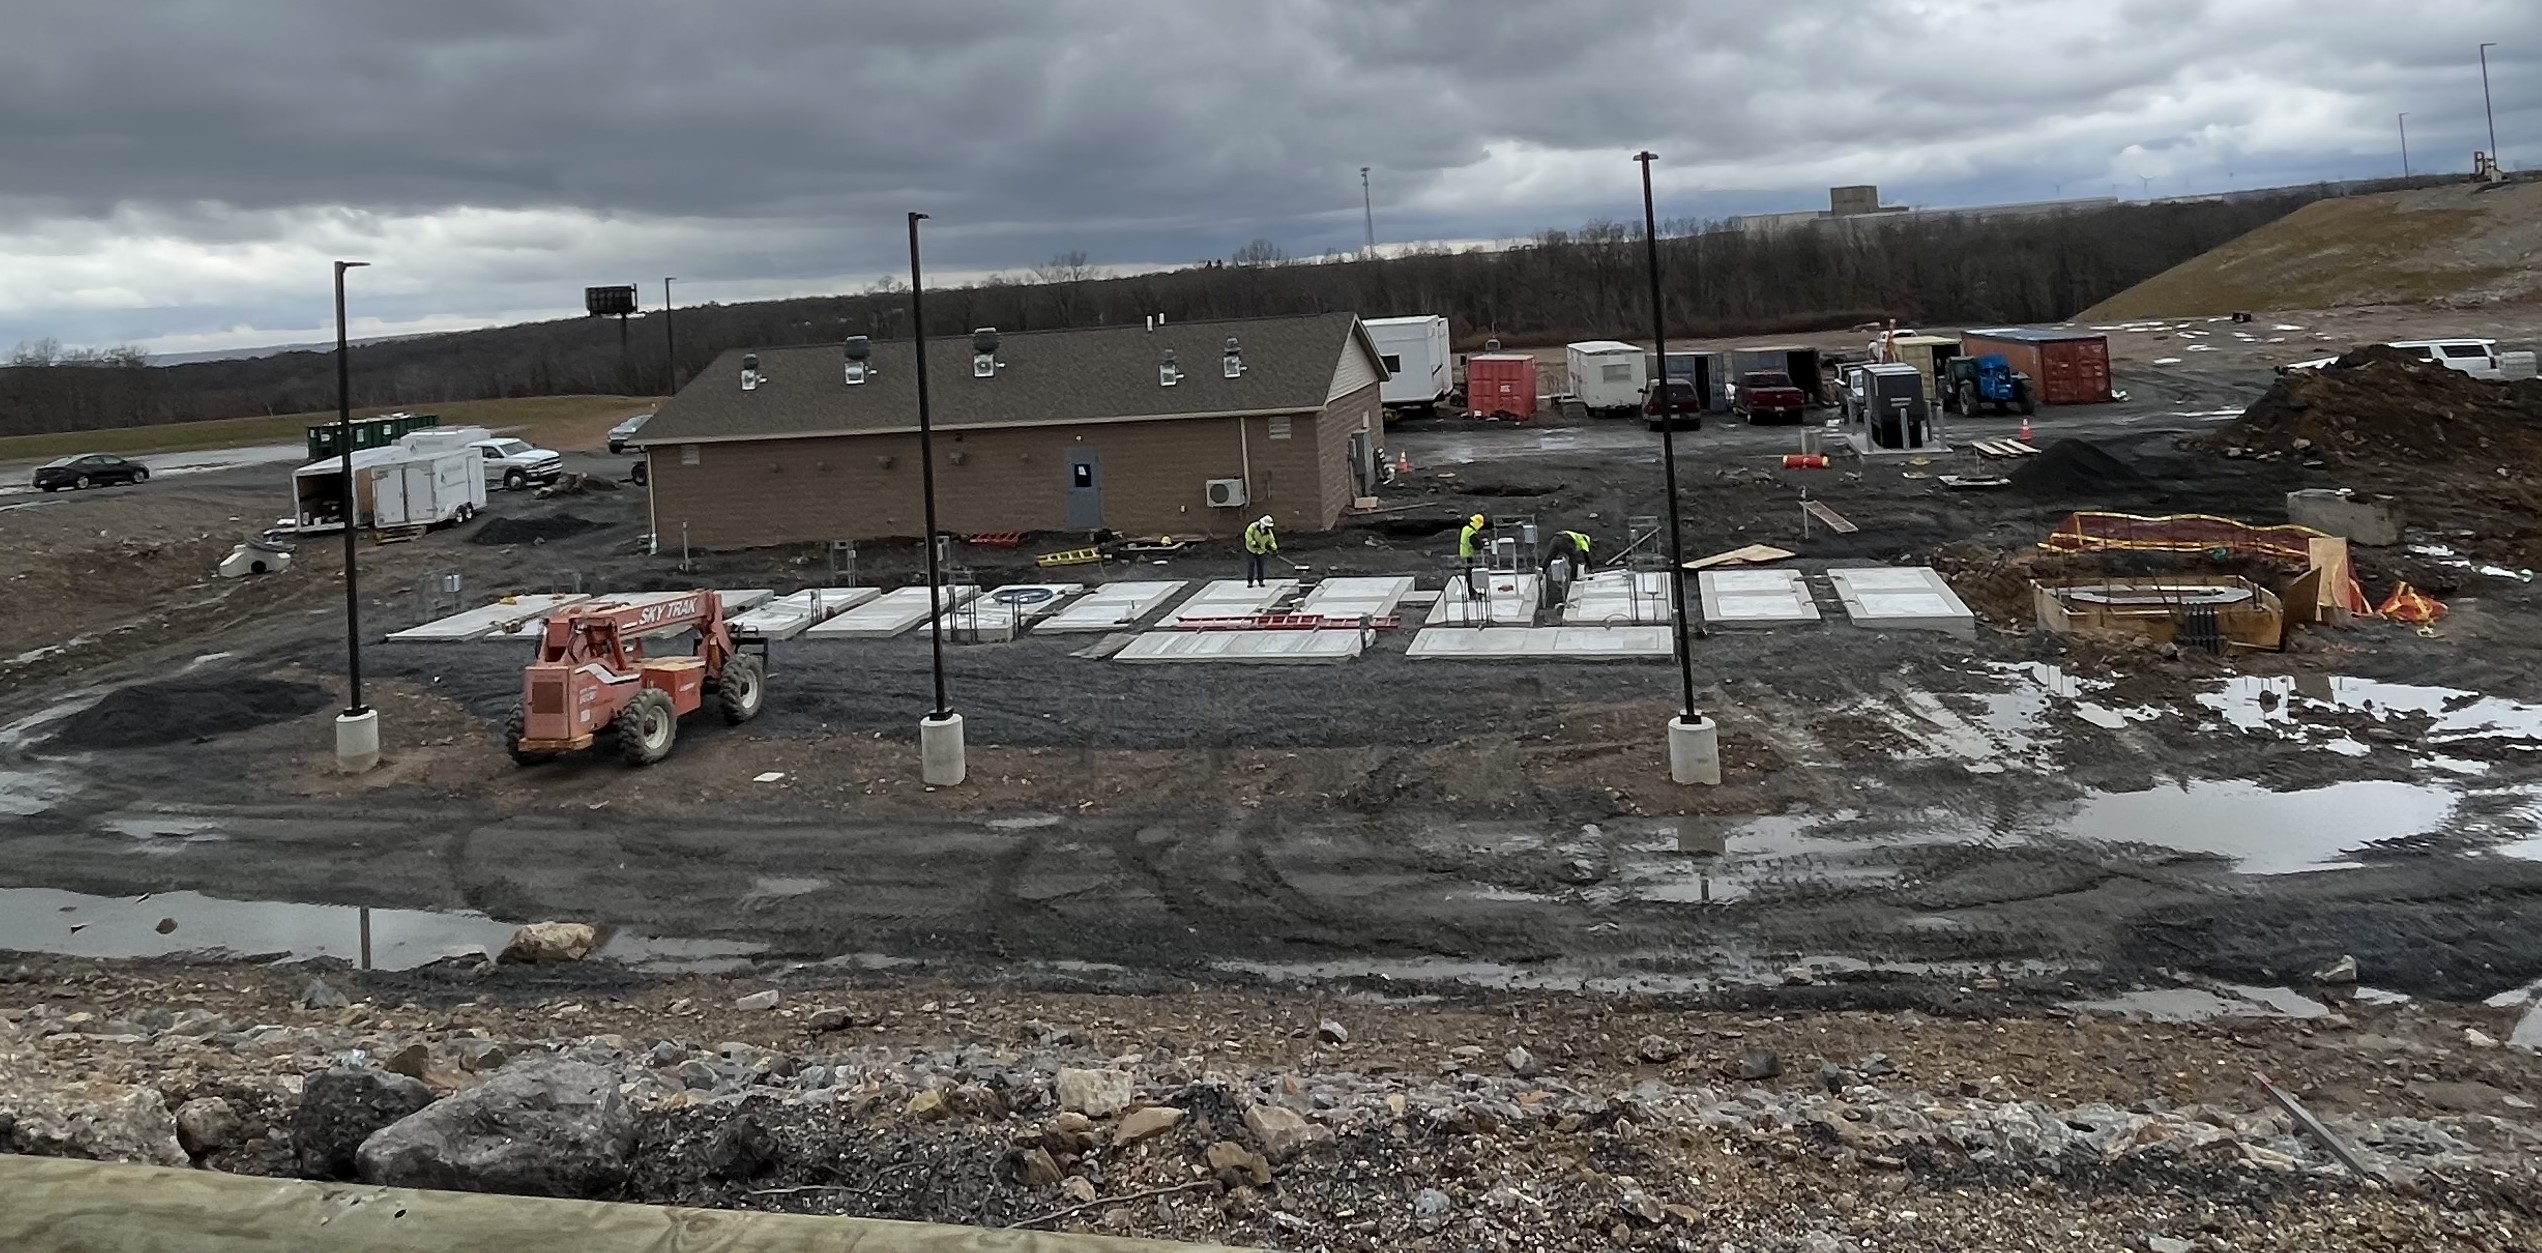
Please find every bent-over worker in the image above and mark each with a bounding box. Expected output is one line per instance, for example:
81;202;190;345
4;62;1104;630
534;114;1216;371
1243;514;1278;587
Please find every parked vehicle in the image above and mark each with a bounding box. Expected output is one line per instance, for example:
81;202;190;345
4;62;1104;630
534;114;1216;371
2279;339;2504;379
32;453;147;492
1646;350;1726;412
468;436;564;491
1731;371;1808;424
1564;340;1650;416
1362;315;1453;416
1940;354;2036;416
1732;345;1826;405
608;412;652;454
290;435;486;534
1642;379;1705;430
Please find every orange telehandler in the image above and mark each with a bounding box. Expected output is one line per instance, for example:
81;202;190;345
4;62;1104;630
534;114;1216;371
504;590;764;767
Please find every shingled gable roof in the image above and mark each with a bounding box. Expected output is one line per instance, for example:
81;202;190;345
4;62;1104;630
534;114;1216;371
639;311;1384;445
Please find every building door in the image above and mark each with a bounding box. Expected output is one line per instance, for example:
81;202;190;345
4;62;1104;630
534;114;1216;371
1066;449;1103;530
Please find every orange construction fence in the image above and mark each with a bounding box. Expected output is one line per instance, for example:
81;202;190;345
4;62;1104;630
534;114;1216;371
2039;511;2383;619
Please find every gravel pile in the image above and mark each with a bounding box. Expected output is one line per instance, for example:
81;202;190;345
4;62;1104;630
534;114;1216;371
43;676;333;750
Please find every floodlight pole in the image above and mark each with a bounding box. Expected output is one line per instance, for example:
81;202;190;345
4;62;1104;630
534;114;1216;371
2399;113;2412;177
1361;167;1376;258
908;212;964;786
1635;151;1716;786
662;277;678;394
2480;43;2499;167
332;260;379;773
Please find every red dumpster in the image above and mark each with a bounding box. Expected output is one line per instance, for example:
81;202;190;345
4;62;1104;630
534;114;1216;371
1961;328;2113;406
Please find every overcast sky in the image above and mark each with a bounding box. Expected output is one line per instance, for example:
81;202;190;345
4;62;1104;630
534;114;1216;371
3;0;2533;355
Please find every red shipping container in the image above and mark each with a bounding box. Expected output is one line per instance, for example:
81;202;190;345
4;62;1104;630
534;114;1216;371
1961;329;2112;406
1464;353;1540;420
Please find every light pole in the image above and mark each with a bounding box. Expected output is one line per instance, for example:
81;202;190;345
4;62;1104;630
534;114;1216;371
662;277;678;395
907;212;963;786
2400;112;2412;177
331;260;379;773
2480;42;2500;166
1360;167;1376;258
1633;151;1716;786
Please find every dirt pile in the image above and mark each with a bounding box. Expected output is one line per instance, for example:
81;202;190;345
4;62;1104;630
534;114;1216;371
470;514;606;546
46;677;333;750
2206;346;2542;467
2007;439;2146;498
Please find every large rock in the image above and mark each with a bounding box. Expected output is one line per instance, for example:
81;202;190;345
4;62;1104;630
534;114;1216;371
294;1066;437;1180
1243;1102;1328;1161
0;1081;187;1167
1054;1068;1133;1118
356;1060;634;1197
499;921;600;965
1116;1105;1184;1145
175;1096;244;1156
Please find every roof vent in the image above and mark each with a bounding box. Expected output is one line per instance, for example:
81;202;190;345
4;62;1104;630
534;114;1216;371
1484;338;1502;352
1221;336;1244;379
843;335;872;385
1159;350;1182;387
741;353;763;391
971;327;1000;378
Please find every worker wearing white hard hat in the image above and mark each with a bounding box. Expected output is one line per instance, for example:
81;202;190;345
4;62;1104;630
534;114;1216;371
1242;514;1278;587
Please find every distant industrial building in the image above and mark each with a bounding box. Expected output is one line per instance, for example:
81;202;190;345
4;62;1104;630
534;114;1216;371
1725;185;2123;235
637;312;1388;549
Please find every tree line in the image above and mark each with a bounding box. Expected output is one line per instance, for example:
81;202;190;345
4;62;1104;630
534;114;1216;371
1;187;2337;438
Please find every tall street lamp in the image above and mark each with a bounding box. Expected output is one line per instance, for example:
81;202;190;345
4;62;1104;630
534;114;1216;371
1633;152;1717;787
907;212;964;786
662;276;678;395
2480;42;2500;166
331;260;379;773
2400;112;2412;177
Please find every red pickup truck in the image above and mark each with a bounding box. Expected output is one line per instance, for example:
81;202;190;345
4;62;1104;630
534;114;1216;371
1731;371;1808;425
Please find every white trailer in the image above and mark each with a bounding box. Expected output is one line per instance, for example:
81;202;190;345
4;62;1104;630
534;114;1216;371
292;435;486;534
1362;315;1451;415
1564;340;1649;416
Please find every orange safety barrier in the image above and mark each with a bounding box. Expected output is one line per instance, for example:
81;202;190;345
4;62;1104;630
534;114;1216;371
2378;582;2448;625
2041;511;2373;618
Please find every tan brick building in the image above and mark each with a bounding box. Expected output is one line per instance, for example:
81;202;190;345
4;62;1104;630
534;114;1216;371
638;313;1387;549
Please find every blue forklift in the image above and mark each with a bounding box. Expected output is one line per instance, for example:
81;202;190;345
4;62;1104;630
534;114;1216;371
1940;354;2037;417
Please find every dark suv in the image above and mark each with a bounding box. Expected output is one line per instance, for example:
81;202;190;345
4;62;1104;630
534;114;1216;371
33;453;148;491
1642;379;1705;430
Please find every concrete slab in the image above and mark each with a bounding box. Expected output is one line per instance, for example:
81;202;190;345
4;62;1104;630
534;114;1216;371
728;588;881;641
1698;569;1821;628
1427;572;1541;626
1114;629;1365;664
386;593;592;642
1296;575;1416;624
1407;626;1674;660
1160;579;1298;625
801;585;982;639
950;583;1085;641
1035;581;1188;633
1826;566;1976;638
1562;570;1674;625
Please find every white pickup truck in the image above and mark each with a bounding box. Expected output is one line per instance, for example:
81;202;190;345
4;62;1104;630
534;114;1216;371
2280;339;2503;379
468;437;564;491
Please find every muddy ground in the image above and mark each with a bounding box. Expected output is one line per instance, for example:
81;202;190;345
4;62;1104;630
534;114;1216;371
5;328;2542;1017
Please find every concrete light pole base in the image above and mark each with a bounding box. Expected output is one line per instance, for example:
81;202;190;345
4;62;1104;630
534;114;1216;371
334;709;380;774
1668;715;1720;786
920;712;967;787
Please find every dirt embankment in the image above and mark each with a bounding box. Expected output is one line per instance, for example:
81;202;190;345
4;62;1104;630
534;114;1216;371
2209;347;2542;467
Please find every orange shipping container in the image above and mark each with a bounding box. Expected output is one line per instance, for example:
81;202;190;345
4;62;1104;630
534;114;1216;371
1464;353;1540;420
1961;328;2112;406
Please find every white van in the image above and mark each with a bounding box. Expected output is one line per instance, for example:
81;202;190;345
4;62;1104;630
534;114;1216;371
2280;339;2503;379
1563;340;1649;416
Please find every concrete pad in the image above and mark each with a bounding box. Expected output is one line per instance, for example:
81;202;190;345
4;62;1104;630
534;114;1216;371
1160;579;1298;625
1562;570;1674;625
950;583;1086;640
386;593;592;642
728;587;881;640
1428;572;1541;626
1826;566;1976;639
1114;629;1365;664
801;585;982;639
1036;581;1188;633
1296;575;1415;624
1697;569;1821;628
1407;626;1674;660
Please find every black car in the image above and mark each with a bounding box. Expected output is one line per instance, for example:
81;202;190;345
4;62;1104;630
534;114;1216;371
1642;379;1705;431
33;453;148;491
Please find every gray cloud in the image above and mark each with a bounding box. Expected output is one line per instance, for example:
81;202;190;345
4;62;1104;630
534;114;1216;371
0;0;2534;350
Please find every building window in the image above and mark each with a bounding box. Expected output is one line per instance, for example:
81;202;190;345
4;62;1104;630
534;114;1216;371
680;444;700;466
1268;416;1292;441
1381;353;1402;372
1072;464;1094;488
1601;363;1634;383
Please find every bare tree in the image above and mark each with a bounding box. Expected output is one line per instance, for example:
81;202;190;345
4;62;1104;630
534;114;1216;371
1229;238;1289;267
1034;250;1100;284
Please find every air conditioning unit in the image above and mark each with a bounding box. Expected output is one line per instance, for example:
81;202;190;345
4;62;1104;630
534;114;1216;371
1204;478;1248;508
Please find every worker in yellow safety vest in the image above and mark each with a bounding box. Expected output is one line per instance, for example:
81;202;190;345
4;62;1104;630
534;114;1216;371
1242;515;1278;587
1458;513;1486;598
1557;529;1593;568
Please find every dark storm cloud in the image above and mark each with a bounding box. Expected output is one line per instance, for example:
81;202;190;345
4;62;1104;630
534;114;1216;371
1;0;2536;349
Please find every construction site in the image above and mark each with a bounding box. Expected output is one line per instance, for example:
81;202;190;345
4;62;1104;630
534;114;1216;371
10;177;2542;1249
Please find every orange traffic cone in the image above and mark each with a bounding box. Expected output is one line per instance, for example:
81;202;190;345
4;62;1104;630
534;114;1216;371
2018;415;2033;443
1395;450;1413;475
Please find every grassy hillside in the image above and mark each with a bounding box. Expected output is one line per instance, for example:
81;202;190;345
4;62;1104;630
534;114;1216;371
2083;181;2542;319
0;394;655;462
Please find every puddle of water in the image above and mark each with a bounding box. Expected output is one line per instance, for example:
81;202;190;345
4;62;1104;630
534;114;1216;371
2203;676;2542;745
2062;780;2458;874
1619;814;1904;904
